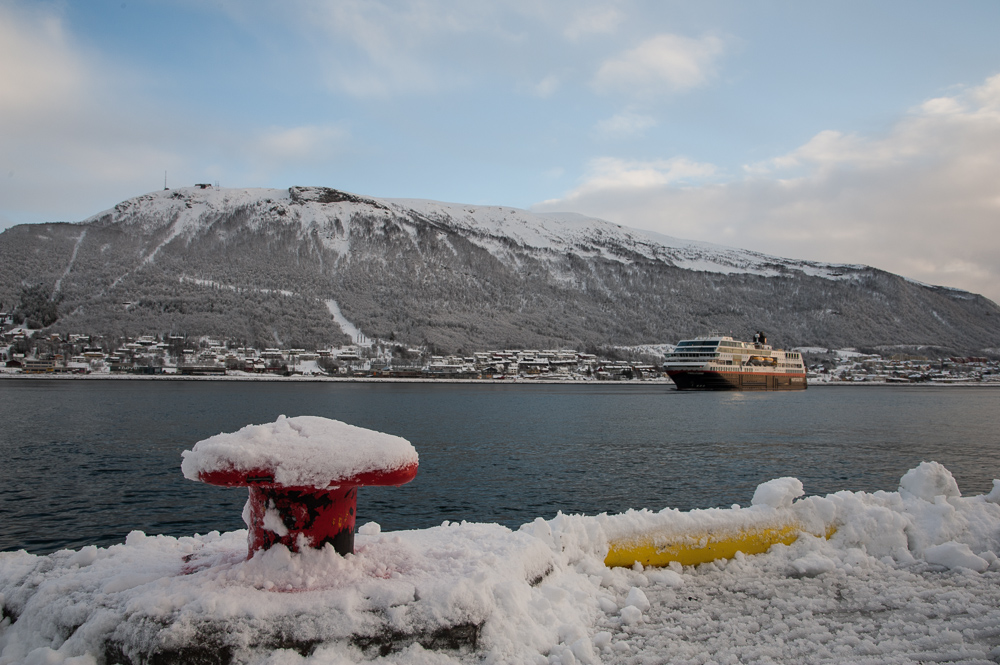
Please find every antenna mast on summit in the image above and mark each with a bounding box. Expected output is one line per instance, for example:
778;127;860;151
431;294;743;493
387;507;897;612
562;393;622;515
164;171;168;190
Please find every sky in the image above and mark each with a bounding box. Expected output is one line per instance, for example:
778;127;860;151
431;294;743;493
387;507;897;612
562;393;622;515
2;1;1000;304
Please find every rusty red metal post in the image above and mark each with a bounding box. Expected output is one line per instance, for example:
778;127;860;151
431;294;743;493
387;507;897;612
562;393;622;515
197;464;418;557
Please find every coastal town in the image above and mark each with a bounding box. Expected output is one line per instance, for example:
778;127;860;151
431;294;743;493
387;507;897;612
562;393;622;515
1;327;998;384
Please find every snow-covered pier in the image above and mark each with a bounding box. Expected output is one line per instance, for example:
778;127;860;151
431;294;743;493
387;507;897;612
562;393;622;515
1;422;999;663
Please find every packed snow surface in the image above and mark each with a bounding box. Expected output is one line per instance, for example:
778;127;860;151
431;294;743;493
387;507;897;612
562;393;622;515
181;415;418;487
4;462;1000;664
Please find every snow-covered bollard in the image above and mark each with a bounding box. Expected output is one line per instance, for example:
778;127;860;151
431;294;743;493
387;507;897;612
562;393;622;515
181;415;418;557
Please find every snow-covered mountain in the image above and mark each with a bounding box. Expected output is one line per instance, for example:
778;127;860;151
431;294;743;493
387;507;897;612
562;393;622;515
1;186;998;353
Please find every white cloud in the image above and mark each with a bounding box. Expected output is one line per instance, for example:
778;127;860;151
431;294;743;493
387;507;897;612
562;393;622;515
594;109;657;137
284;1;629;98
283;0;533;98
256;125;348;163
533;74;560;98
0;3;351;226
971;74;1000;111
0;4;86;116
0;3;170;221
314;1;439;98
921;96;965;116
592;33;725;96
537;73;1000;304
564;5;623;41
219;1;717;101
539;157;716;206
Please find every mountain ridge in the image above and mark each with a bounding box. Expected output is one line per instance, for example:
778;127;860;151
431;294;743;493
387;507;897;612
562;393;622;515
1;185;997;355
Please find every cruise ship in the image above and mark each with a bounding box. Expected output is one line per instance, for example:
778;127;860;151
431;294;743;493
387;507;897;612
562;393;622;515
663;332;807;391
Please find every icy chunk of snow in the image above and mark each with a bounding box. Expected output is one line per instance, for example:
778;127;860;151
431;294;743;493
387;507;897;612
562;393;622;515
923;541;989;572
752;477;804;509
985;479;1000;504
241;498;252;527
598;596;618;614
620;605;643;625
789;552;837;577
570;637;597;664
181;415;418;488
842;548;872;570
24;648;97;665
645;568;684;587
67;546;99;567
625;587;650;611
357;522;381;535
899;461;961;501
262;502;289;536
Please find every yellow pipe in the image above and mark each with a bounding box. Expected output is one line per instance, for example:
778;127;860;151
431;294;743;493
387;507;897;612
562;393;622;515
605;523;836;568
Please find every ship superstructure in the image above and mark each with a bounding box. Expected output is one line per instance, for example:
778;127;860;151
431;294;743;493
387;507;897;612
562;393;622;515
664;332;807;390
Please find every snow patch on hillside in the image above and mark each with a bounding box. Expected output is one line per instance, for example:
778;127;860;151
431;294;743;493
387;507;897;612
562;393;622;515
932;310;951;327
53;230;86;294
180;275;296;297
325;299;368;346
670;256;782;277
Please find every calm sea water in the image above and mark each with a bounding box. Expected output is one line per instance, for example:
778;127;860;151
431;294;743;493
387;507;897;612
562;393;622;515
2;379;999;555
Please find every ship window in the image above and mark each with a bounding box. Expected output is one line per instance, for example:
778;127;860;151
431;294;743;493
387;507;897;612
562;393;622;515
676;341;719;350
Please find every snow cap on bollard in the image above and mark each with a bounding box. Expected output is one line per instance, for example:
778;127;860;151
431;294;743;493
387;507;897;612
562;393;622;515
182;415;418;557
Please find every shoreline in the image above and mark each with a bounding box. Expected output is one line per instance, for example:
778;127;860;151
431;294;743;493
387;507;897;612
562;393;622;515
0;372;659;385
1;372;998;387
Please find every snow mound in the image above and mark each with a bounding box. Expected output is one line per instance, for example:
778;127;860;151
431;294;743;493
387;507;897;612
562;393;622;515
180;415;418;488
0;524;558;665
751;477;805;509
4;463;1000;664
899;460;962;501
923;541;990;572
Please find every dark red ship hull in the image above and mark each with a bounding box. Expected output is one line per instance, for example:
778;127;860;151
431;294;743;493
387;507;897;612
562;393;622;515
667;370;807;391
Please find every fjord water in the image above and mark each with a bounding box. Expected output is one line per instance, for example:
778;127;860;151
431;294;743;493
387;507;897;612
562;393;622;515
2;380;999;555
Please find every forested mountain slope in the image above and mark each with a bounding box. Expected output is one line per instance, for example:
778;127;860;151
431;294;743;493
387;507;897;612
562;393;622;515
1;186;997;354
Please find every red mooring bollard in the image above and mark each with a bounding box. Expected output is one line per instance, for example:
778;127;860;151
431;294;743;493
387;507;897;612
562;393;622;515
182;416;418;557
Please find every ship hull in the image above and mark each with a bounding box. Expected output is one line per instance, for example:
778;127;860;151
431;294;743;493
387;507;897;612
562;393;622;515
667;370;807;391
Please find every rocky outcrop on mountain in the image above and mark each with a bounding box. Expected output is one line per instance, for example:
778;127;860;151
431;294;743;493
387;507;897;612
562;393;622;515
1;186;998;354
